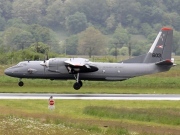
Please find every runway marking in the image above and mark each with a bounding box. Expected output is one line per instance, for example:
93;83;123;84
0;94;180;100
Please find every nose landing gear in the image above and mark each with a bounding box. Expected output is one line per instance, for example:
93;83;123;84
18;79;24;87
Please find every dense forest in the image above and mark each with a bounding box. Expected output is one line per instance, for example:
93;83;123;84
0;0;180;64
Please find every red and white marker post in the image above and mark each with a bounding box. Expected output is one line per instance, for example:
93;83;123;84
48;96;55;110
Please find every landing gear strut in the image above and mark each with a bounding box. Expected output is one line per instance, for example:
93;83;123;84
73;73;83;90
18;79;24;87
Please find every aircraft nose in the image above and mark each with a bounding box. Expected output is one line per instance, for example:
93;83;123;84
4;68;13;76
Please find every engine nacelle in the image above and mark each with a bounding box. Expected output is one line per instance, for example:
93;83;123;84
47;58;69;73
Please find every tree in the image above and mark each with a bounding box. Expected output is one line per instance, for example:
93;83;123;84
76;0;109;26
12;0;43;24
65;12;87;34
6;18;27;29
0;15;6;31
78;27;107;58
0;0;12;20
109;47;120;57
108;0;141;27
105;14;116;31
28;24;51;43
3;27;33;50
141;23;153;37
12;30;33;50
119;47;128;56
170;12;180;31
45;0;65;27
30;42;50;54
173;31;180;55
27;24;61;53
2;24;59;52
112;24;131;46
110;24;131;59
65;35;78;55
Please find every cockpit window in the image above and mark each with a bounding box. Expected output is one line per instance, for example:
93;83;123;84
17;62;27;67
12;62;27;68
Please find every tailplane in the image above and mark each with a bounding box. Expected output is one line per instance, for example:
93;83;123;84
121;27;173;63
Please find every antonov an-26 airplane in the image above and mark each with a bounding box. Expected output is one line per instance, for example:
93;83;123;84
5;27;175;90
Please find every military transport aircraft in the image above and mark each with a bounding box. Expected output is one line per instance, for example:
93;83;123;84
5;27;175;90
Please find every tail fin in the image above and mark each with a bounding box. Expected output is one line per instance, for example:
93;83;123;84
121;27;173;63
143;27;173;63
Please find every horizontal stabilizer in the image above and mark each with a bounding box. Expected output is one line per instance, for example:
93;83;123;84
155;60;173;65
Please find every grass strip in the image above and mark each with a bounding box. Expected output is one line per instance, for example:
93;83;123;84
0;100;180;135
84;106;180;126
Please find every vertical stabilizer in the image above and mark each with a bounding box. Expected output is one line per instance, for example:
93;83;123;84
121;27;173;63
143;27;173;63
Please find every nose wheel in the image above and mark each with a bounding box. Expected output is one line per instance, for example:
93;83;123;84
18;79;24;87
73;73;83;90
18;81;24;87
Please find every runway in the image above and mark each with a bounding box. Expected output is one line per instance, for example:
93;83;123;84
0;93;180;100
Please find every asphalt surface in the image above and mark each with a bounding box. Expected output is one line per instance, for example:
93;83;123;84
0;93;180;100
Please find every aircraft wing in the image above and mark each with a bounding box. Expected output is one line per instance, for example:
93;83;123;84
64;58;98;73
64;58;89;67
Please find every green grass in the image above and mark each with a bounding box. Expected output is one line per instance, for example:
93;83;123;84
84;106;180;126
0;116;92;135
0;100;180;135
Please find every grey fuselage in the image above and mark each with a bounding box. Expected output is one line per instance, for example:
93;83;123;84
4;58;171;81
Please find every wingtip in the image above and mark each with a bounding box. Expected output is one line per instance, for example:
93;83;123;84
161;27;173;31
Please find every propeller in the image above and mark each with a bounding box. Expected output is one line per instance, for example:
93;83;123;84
40;53;49;74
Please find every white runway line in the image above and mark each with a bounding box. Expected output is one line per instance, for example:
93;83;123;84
0;94;180;100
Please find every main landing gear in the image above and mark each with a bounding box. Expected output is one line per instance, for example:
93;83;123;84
73;73;83;90
18;79;24;87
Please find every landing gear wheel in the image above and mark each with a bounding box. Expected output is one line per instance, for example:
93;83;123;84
73;82;81;90
18;81;24;87
73;73;83;90
79;80;83;87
